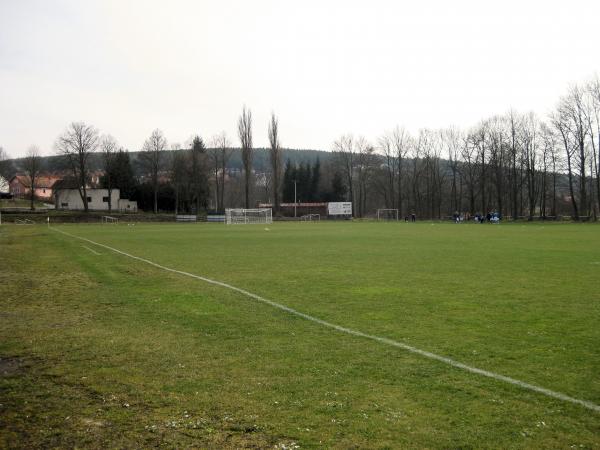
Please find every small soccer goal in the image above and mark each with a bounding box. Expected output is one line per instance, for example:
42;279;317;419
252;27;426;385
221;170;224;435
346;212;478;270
15;218;34;225
377;209;399;221
300;214;320;222
101;216;119;224
225;208;273;225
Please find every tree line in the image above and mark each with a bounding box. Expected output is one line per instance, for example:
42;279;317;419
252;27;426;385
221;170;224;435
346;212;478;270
2;75;599;219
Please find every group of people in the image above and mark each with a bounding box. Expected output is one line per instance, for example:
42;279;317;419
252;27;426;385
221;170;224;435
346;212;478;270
452;211;502;223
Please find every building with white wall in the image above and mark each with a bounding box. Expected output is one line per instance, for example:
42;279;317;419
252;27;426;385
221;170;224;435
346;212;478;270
55;188;136;212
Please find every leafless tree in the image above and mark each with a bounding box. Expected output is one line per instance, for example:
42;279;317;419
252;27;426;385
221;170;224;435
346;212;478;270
238;106;253;208
268;112;282;214
171;150;187;215
55;122;99;212
443;127;463;215
585;76;600;219
333;134;356;215
355;137;376;217
100;135;118;212
23;145;41;210
209;132;232;212
139;129;168;214
0;146;8;178
552;104;579;219
378;126;410;215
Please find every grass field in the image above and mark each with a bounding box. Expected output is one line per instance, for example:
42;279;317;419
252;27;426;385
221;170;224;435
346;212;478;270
1;221;599;448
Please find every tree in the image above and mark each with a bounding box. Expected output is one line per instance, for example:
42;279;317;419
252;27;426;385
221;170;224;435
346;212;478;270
330;171;347;201
23;146;41;210
0;146;12;179
238;106;253;208
139;129;167;214
55;122;99;212
552;105;579;220
268;113;282;214
171;150;188;215
355;137;376;217
111;149;136;199
282;159;295;202
333;134;356;216
310;158;321;202
585;76;600;219
209;132;232;212
189;135;209;213
100;135;118;212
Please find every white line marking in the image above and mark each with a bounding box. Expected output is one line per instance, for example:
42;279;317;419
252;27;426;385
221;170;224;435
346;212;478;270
82;245;101;255
52;226;600;413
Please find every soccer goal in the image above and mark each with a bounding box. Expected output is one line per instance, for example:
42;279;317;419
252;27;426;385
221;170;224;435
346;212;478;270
225;208;273;225
101;216;119;224
377;209;399;221
15;218;34;225
301;214;320;222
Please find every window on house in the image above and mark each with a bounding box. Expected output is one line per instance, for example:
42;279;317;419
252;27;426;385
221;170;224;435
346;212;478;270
43;189;46;193
102;196;109;202
87;197;92;203
61;202;68;207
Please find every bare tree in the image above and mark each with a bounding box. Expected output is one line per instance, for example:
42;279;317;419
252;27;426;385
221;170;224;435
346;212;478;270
171;150;188;215
355;137;376;217
552;104;579;220
55;122;99;212
268;112;282;214
585;76;600;219
100;135;118;212
238;106;253;208
443;127;463;215
139;129;168;214
23;145;41;210
333;134;356;215
0;146;9;179
209;132;232;212
378;126;410;215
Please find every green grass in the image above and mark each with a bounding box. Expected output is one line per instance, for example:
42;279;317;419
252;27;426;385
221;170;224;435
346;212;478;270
1;221;599;448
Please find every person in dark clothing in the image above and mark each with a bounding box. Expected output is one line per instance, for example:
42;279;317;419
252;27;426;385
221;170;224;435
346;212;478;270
411;213;416;222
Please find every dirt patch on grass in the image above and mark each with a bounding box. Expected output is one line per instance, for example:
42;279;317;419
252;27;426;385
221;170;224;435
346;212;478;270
0;357;25;378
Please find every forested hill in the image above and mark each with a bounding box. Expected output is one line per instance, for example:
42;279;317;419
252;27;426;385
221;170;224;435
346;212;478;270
4;147;332;177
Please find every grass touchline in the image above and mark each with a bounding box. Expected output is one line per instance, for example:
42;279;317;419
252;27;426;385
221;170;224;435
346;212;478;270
52;225;600;414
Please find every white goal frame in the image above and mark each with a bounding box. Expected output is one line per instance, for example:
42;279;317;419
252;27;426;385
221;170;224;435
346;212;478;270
15;218;35;225
101;216;119;224
300;214;320;222
225;208;273;225
377;209;399;221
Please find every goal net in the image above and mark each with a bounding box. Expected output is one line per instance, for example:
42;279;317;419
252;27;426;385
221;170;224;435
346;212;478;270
225;208;273;225
101;216;119;224
300;214;320;222
377;209;399;221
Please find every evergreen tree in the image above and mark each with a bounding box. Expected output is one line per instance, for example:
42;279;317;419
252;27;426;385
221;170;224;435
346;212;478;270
331;171;347;201
282;159;295;202
310;158;321;201
110;149;136;198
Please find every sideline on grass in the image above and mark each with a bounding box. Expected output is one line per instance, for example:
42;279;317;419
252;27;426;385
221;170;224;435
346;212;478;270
52;226;600;414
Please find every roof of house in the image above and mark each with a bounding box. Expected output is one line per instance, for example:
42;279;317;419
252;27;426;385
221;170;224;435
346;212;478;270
10;174;62;189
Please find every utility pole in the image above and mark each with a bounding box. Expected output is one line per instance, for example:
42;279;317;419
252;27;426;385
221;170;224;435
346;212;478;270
294;179;297;218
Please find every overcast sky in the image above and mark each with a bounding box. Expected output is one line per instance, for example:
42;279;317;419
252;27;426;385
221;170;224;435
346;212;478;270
1;0;599;158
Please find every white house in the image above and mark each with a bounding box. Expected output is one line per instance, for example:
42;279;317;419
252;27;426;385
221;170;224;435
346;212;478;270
55;188;119;211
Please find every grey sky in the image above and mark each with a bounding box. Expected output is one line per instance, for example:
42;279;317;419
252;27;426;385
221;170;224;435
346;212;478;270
1;0;599;157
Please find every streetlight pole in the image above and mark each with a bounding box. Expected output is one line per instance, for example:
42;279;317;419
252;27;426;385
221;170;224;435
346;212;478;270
294;180;297;218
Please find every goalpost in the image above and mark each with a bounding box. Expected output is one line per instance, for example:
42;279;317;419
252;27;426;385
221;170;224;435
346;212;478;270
377;209;399;221
101;216;119;224
300;214;320;222
225;208;273;225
